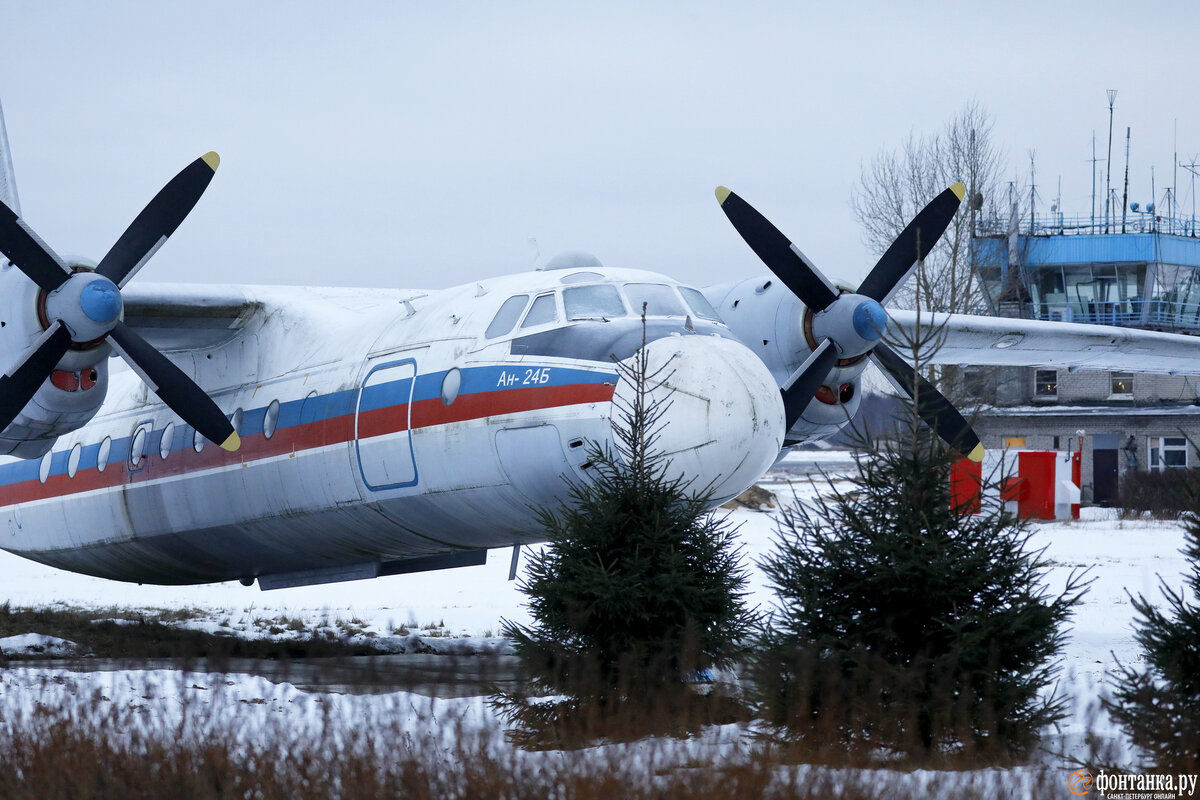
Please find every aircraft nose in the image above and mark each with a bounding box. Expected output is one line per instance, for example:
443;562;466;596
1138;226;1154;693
612;335;785;504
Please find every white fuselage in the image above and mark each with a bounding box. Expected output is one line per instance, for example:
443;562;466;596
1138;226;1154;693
0;268;790;587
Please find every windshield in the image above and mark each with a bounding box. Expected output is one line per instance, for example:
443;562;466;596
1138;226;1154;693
563;285;626;320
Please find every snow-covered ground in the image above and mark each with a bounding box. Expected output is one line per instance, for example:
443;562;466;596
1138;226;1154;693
0;448;1190;784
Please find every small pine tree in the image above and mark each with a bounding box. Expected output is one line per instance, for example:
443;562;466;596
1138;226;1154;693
497;326;755;739
1108;477;1200;772
751;419;1089;763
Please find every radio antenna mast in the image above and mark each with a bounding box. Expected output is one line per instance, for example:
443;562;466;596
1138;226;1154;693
1121;126;1131;234
1105;90;1117;233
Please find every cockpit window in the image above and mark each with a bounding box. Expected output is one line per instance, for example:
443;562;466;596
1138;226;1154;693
560;271;603;284
680;287;722;321
485;294;529;338
521;292;559;328
564;285;626;320
624;283;686;317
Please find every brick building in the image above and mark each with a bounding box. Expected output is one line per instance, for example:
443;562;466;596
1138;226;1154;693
968;213;1200;505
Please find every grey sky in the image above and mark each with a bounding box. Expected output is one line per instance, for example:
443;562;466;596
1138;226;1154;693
3;1;1198;292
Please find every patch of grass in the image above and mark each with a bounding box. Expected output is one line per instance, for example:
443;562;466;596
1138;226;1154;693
0;603;385;661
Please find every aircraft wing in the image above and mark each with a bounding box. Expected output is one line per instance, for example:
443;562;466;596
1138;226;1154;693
120;283;424;352
887;310;1200;376
121;283;261;351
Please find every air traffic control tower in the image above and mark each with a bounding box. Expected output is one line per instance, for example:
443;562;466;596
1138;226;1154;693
969;209;1200;505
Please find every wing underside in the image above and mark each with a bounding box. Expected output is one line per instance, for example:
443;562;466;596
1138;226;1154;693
887;310;1200;375
121;283;260;351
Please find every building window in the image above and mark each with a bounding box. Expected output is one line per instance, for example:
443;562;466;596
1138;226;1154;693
1034;369;1058;398
1148;436;1188;470
961;367;989;401
1110;372;1134;396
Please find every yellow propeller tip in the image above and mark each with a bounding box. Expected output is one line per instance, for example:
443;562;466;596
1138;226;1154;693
220;431;241;452
715;186;731;205
202;151;221;171
967;442;985;463
950;181;966;201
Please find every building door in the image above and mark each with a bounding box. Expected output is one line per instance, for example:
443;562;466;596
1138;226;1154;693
1092;433;1119;507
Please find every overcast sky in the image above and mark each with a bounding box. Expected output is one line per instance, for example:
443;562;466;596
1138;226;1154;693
3;2;1199;293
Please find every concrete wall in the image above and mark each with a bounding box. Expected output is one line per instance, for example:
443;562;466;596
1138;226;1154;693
974;411;1200;505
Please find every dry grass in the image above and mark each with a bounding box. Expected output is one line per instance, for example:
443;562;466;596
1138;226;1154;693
0;671;1075;799
0;602;385;661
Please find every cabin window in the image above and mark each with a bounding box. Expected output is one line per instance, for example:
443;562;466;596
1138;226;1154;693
97;437;112;472
263;399;281;439
160;422;175;459
521;293;559;328
441;368;462;406
624;283;686;317
38;451;52;484
232;408;244;436
67;443;82;478
485;295;530;338
129;426;148;469
564;284;625;320
193;428;205;453
680;287;721;321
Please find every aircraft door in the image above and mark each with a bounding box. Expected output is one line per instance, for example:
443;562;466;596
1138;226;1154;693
495;424;572;507
355;359;418;490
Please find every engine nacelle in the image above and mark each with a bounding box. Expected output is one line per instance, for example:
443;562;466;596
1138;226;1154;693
704;276;869;445
0;259;110;457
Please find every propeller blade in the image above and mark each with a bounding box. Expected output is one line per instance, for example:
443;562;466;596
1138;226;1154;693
0;322;72;431
857;182;966;305
715;186;839;312
0;201;71;292
872;341;983;462
96;152;220;288
780;338;839;432
107;321;239;451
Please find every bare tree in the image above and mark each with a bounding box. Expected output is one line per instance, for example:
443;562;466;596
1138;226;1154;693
852;101;1007;315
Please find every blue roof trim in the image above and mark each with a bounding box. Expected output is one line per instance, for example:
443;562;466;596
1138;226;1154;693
976;232;1200;267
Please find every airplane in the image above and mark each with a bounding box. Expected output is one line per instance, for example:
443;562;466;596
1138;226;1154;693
4;101;1200;590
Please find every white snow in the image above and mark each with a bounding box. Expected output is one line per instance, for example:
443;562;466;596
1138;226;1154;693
0;632;81;657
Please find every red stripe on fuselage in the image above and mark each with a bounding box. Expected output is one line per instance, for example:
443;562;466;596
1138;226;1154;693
2;381;616;505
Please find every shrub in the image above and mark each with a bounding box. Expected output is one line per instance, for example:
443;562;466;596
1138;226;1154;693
497;326;755;741
1118;468;1200;518
1108;474;1200;772
751;422;1089;764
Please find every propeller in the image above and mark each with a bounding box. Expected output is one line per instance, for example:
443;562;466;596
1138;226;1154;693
0;153;240;452
715;182;983;462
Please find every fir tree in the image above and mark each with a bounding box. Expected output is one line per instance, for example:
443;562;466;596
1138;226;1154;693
751;419;1088;762
1108;478;1200;772
496;324;754;740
